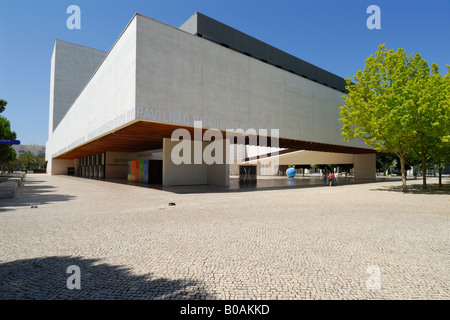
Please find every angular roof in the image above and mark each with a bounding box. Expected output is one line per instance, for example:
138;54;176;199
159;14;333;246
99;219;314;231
180;12;348;93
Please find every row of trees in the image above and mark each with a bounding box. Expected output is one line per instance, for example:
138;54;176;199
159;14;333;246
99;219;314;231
376;155;442;177
1;150;46;173
11;152;46;172
340;44;449;191
0;99;47;173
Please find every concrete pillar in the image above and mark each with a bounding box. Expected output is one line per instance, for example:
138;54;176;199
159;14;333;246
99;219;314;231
163;138;207;186
162;138;229;186
207;139;230;186
353;153;376;180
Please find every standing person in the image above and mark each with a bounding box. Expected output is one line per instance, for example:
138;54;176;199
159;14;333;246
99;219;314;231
334;170;338;186
323;168;328;185
328;172;334;186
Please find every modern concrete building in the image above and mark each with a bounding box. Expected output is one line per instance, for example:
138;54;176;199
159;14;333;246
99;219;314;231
46;12;376;186
13;144;45;158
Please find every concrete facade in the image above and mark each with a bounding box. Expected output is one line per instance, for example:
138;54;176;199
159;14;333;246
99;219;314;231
353;153;376;180
135;14;368;149
46;13;376;186
179;12;348;93
46;17;137;174
162;138;230;186
48;40;107;136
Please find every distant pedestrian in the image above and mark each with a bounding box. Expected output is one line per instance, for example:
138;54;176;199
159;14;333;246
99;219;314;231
323;169;328;185
328;172;334;186
334;171;338;186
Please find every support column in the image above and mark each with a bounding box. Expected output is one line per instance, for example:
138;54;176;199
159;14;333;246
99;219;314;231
207;138;230;186
353;153;376;180
162;138;229;186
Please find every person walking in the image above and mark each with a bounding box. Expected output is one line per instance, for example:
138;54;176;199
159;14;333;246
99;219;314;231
328;172;334;186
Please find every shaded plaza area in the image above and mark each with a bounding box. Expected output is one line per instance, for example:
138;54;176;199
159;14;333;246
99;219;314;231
107;174;403;194
0;173;448;300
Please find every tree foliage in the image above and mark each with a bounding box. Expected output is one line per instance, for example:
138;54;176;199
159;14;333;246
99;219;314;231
0;99;7;113
0;100;17;167
409;64;450;188
376;155;397;175
18;152;38;169
340;44;449;191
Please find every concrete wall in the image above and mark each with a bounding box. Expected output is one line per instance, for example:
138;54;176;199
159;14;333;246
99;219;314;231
353;153;376;180
162;138;229;186
50;159;76;175
48;40;106;136
207;139;230;186
46;17;138;173
163;138;207;185
180;12;348;93
105;152;137;179
178;13;197;34
134;14;370;150
275;150;354;166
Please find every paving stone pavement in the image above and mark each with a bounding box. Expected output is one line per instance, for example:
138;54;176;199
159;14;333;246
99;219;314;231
0;174;448;300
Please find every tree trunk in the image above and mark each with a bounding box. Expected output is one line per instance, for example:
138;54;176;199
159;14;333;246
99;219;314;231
421;153;427;190
400;156;407;192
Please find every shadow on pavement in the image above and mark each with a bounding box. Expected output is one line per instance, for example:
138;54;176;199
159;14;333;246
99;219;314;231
0;179;76;212
371;183;450;195
0;256;212;300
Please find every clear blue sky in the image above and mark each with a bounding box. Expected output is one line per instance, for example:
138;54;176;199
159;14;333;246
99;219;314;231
1;0;449;146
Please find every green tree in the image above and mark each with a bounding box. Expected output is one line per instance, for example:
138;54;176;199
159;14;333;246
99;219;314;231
340;44;431;192
410;64;450;189
18;152;38;170
433;66;450;187
376;155;397;175
0;100;17;170
0;99;7;113
0;147;16;173
36;153;47;169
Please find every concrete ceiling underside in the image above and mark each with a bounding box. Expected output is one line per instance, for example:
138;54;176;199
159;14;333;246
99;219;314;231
54;121;375;159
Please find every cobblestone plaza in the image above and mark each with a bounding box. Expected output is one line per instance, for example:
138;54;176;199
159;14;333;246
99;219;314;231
0;174;448;300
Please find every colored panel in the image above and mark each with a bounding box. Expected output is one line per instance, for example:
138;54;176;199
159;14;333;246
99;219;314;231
132;160;137;182
135;160;140;182
139;160;144;183
143;160;149;184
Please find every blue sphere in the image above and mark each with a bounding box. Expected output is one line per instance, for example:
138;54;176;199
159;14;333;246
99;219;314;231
286;167;296;178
